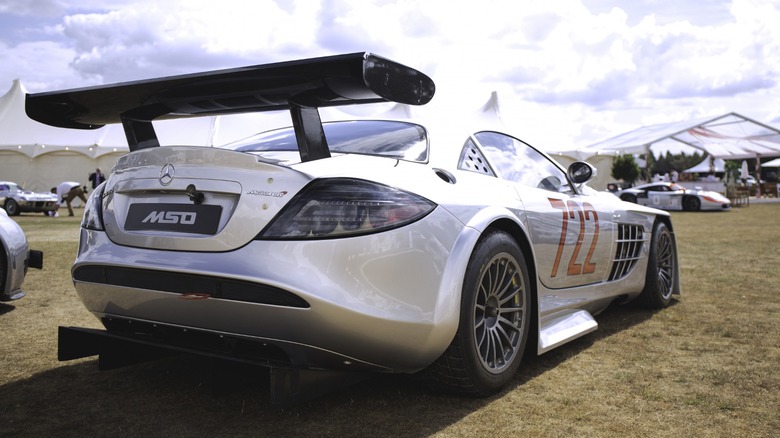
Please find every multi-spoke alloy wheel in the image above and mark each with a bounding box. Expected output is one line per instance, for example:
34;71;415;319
638;222;677;308
424;230;530;396
473;253;525;374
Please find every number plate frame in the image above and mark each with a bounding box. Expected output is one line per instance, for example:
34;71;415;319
125;203;222;235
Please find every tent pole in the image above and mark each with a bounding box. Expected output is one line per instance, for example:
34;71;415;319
756;154;761;198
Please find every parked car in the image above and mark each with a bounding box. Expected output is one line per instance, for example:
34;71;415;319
28;52;680;403
614;181;731;211
0;181;59;216
0;208;43;301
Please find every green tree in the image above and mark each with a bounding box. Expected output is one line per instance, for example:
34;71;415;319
611;154;641;184
650;150;705;175
724;160;740;184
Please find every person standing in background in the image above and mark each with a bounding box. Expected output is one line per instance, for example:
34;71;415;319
88;168;105;189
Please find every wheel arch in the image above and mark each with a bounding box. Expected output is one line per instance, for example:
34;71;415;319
483;218;537;289
459;209;537;295
654;213;674;232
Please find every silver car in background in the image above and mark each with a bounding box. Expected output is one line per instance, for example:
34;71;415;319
0;181;59;216
0;209;43;301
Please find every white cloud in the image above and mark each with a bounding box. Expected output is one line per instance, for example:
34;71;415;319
1;0;779;150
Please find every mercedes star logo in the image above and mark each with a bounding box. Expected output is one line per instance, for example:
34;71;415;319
159;163;175;186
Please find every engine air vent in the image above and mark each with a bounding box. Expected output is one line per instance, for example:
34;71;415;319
608;224;645;281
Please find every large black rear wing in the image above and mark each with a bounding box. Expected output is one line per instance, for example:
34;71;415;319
25;52;435;161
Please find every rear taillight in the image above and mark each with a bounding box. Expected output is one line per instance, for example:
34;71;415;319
81;183;105;231
258;178;435;239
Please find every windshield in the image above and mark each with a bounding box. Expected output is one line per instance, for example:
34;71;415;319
222;120;428;162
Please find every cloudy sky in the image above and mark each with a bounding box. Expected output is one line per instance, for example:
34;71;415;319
1;0;778;151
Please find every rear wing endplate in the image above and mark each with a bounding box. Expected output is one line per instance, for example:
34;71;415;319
25;52;435;161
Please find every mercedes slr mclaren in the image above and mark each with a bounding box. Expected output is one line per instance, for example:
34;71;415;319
26;52;680;403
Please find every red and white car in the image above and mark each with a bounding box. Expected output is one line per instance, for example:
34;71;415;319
614;182;731;211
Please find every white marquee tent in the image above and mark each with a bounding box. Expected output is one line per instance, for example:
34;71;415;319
554;112;780;191
576;113;780;160
763;157;780;168
0;79;293;192
683;157;726;174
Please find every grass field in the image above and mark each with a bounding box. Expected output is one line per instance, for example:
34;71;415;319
1;204;778;437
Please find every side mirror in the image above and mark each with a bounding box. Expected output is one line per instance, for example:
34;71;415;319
567;161;597;184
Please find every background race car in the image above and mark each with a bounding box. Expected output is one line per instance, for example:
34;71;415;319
0;181;59;216
614;182;731;211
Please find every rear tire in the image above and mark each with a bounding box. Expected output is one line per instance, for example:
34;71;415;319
424;230;531;396
637;222;676;309
683;196;701;211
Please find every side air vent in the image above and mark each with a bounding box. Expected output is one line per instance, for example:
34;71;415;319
608;224;645;281
458;140;495;176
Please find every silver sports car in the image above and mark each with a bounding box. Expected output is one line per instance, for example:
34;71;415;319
26;53;680;403
1;208;43;301
0;181;60;216
614;181;731;211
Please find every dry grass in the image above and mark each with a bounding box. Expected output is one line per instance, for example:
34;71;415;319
1;204;778;437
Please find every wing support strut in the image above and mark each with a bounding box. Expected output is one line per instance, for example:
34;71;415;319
290;104;330;162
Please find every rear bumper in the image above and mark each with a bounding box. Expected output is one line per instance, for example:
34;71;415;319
70;208;474;372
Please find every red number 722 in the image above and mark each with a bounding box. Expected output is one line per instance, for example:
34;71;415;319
548;198;600;278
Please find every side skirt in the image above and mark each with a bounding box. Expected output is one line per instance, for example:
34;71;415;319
537;309;598;354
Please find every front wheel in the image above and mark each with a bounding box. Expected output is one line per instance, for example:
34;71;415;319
4;200;20;216
424;230;531;396
621;194;637;203
636;221;676;308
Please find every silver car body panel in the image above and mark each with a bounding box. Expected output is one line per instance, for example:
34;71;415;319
69;139;676;371
27;52;680;376
0;210;32;300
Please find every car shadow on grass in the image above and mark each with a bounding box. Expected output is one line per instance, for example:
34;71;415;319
0;301;673;437
512;300;674;388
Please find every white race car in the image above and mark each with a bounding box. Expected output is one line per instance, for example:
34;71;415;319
614;182;731;211
27;53;680;403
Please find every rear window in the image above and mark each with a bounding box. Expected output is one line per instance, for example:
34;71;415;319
222;120;428;162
